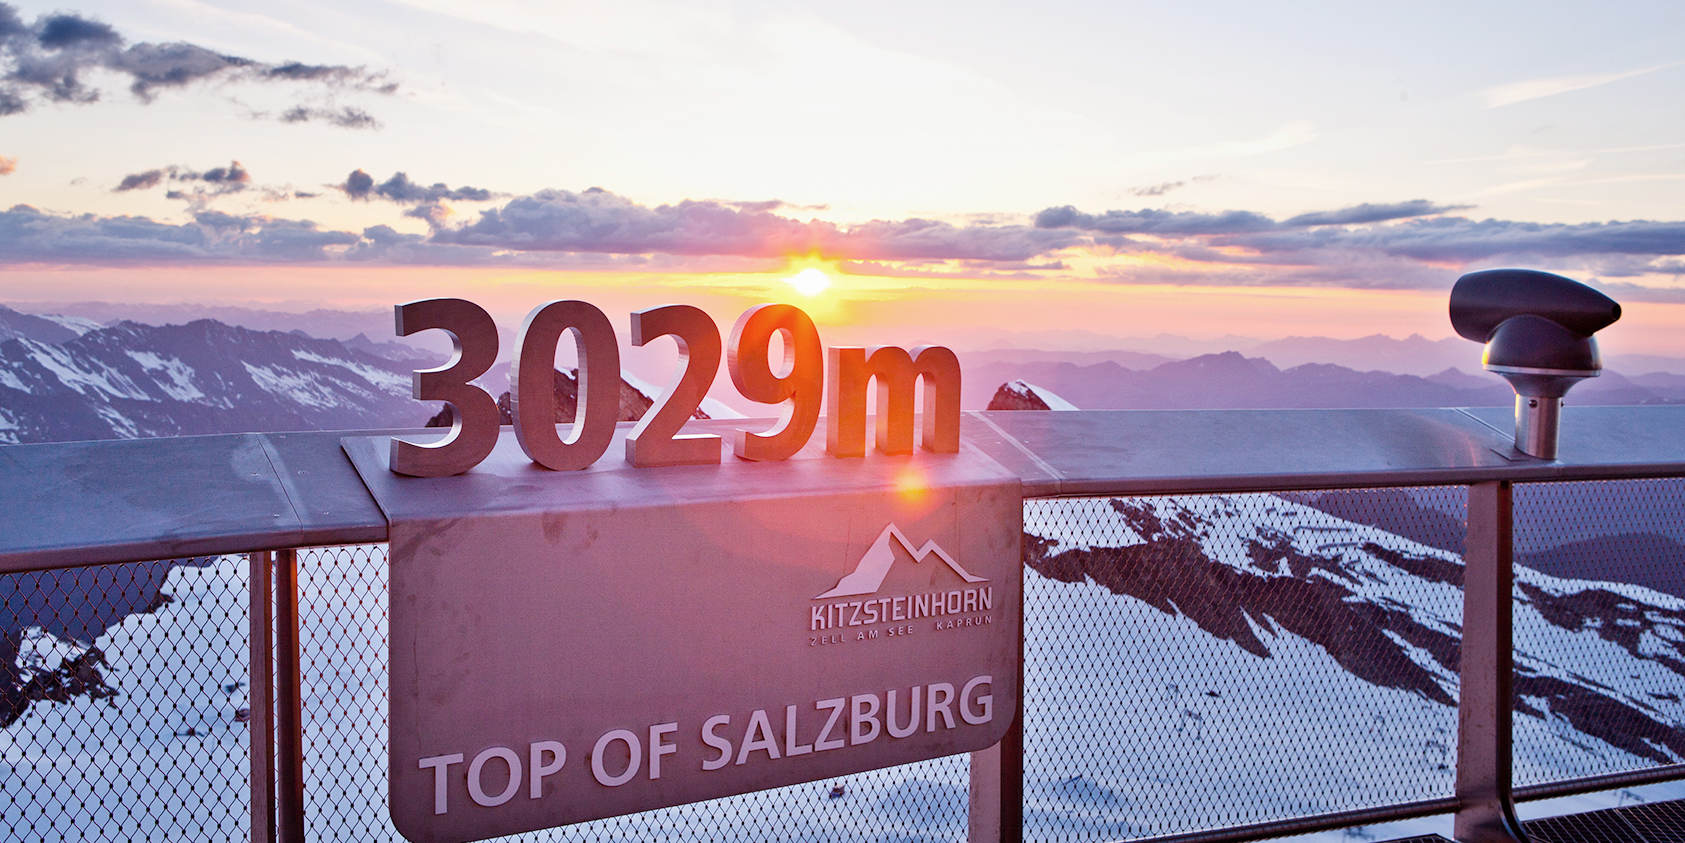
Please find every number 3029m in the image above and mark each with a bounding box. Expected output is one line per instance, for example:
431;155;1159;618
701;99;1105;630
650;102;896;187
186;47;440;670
388;299;961;477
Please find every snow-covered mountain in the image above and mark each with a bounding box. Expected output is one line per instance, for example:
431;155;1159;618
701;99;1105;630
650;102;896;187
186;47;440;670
986;379;1078;411
0;306;99;345
0;312;427;443
0;304;755;442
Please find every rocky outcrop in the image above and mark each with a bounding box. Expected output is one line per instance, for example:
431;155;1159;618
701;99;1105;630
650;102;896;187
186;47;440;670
986;379;1076;411
426;367;709;427
0;629;117;728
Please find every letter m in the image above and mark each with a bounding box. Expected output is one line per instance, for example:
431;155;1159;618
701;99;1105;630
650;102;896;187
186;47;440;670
826;346;960;457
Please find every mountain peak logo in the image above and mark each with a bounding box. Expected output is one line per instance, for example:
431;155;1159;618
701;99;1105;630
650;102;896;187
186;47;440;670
815;524;986;599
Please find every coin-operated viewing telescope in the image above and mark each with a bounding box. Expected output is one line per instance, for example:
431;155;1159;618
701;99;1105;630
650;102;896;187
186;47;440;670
1450;268;1621;459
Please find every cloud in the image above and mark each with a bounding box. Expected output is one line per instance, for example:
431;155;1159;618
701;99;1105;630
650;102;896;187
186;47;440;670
0;4;22;38
403;202;451;228
0;203;360;263
0;2;395;123
1036;199;1463;234
337;169;498;209
1130;175;1216;198
10;184;1685;301
1483;62;1679;108
432;188;1080;261
341;169;375;199
112;160;251;194
279;105;380;129
720;198;830;213
35;14;118;49
192;210;253;231
1283;200;1472;227
1032;198;1685;294
1131;180;1185;198
1035;206;1279;235
114;169;165;192
197;161;249;184
0;153;14;174
263;62;397;92
1224;216;1685;264
370;172;493;203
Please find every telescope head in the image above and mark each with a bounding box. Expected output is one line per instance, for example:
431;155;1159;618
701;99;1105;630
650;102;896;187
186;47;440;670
1449;268;1620;459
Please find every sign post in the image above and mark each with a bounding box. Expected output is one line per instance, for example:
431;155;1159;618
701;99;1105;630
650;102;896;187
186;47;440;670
345;428;1021;843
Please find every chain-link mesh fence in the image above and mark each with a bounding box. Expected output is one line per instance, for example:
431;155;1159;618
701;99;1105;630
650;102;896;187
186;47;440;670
1022;489;1468;839
1510;478;1685;789
0;556;251;841
3;481;1684;841
296;545;972;843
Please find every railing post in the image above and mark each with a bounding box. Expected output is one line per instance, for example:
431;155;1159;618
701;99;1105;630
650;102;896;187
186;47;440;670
248;551;276;843
969;555;1024;843
1454;481;1527;841
274;548;306;843
968;706;1023;842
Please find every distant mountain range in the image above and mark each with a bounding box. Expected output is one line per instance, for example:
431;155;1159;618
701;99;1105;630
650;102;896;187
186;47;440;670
4;301;1683;444
966;331;1685;378
7;302;392;343
963;350;1685;410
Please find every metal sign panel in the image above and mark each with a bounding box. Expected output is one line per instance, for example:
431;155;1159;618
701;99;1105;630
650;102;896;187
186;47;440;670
344;431;1021;843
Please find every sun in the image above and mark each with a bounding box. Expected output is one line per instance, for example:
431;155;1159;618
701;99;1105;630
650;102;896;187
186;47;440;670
784;267;832;296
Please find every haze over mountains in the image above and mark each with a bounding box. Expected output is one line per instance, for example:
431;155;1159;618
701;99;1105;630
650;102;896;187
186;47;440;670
962;350;1685;411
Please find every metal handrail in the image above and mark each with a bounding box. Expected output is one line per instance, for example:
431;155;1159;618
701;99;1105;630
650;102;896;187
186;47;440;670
7;407;1685;572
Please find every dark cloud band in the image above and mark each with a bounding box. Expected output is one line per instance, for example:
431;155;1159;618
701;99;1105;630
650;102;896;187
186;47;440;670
114;161;250;193
5;185;1685;300
433;188;1076;261
0;2;394;124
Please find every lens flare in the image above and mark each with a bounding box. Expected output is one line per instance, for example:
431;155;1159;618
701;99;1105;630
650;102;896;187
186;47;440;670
895;465;929;502
785;267;831;296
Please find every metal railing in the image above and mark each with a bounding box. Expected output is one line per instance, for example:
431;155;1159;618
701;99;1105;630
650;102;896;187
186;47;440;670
3;407;1684;842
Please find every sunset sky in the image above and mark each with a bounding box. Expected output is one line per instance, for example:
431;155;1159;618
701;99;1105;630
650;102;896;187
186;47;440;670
1;0;1682;355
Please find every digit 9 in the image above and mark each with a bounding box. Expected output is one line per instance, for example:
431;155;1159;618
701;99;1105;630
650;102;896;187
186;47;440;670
726;304;823;461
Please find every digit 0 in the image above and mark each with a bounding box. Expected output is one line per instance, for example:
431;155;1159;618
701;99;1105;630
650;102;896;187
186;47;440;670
389;298;501;477
726;304;823;461
511;300;619;471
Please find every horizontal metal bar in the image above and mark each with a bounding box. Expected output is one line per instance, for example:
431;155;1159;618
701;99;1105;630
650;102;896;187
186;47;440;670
1123;761;1685;843
1514;763;1685;803
5;407;1685;572
1127;796;1461;843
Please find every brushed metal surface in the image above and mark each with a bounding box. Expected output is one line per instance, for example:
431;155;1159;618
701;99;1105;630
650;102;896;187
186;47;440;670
346;430;1022;841
1462;405;1685;472
0;433;299;572
968;408;1519;496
